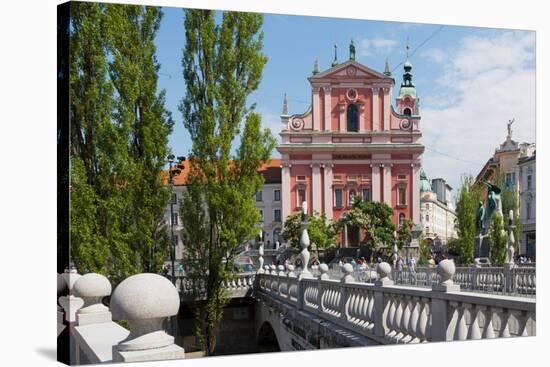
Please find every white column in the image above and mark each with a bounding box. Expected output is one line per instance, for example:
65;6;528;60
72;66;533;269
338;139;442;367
323;164;333;220
359;103;366;132
339;103;346;132
344;225;349;248
312;164;321;215
412;163;420;224
371;164;381;202
323;86;332;131
281;164;291;222
313;87;320;131
372;87;379;131
384;164;392;206
383;87;391;131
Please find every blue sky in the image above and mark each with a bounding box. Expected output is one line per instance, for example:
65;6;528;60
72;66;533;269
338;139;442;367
155;7;535;198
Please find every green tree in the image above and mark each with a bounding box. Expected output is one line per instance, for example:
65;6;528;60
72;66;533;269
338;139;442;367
69;3;173;285
396;218;413;250
488;213;507;265
453;175;480;264
337;199;395;260
417;235;430;266
179;10;275;355
282;212;337;260
492;168;522;253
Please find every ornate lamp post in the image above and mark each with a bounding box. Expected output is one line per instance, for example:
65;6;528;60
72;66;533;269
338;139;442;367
167;154;186;285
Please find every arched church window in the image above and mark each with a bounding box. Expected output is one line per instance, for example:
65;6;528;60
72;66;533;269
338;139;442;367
399;213;406;228
403;107;412;116
347;104;359;132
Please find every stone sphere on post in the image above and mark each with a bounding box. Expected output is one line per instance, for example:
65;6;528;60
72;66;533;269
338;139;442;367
286;264;296;278
277;265;286;276
319;263;329;280
433;259;460;292
375;262;393;286
341;263;354;283
111;273;180;352
74;273;112;313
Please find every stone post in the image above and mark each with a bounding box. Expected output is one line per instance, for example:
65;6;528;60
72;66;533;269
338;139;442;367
74;273;112;326
111;273;184;362
258;229;265;273
59;268;84;323
299;201;312;280
57;273;68;336
318;263;330;280
341;263;354;283
432;259;460;292
392;231;398;268
375;262;394;286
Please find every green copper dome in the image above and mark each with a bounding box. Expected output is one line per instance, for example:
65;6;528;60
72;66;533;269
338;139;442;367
420;169;432;193
399;86;416;98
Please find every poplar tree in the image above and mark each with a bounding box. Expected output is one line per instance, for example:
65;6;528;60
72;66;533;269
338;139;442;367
179;10;275;355
488;213;507;265
452;175;480;264
69;3;172;284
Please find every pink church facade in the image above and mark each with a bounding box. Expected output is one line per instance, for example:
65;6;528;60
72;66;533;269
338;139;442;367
277;51;424;247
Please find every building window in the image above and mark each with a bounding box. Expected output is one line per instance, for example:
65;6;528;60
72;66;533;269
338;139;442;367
274;189;281;201
527;175;532;190
398;187;407;206
333;174;342;182
296;175;307;182
273;228;281;245
505;172;516;188
274;209;281;222
171;212;178;226
172;193;178;205
335;189;343;208
526;202;531;220
297;189;306;208
347;104;359;132
403;107;412;116
425;214;429;222
256;191;263;201
348;189;357;206
399;213;406;228
362;188;370;202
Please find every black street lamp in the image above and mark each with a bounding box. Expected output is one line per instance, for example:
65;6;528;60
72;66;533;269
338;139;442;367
167;154;186;285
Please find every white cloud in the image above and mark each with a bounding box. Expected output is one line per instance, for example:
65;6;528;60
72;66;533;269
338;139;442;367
260;113;284;144
420;48;447;64
420;31;535;193
358;38;397;56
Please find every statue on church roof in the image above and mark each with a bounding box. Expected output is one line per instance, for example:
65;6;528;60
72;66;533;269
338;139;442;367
332;44;338;67
349;40;355;61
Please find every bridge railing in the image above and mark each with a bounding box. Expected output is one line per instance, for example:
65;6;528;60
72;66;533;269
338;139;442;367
175;272;256;300
256;261;536;346
390;266;535;298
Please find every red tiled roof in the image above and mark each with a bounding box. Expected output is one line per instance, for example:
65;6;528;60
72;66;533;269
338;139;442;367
163;157;282;186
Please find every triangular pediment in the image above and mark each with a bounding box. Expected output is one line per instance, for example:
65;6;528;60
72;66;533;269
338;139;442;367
309;60;391;81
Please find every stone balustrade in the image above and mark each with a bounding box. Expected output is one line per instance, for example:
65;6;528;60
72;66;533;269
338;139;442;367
175;272;256;300
64;271;184;365
256;261;536;346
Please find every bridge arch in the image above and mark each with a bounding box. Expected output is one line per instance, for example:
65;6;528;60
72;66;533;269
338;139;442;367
257;321;280;353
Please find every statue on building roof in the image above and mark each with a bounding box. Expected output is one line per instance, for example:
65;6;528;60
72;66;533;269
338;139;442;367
349;40;356;61
507;118;515;139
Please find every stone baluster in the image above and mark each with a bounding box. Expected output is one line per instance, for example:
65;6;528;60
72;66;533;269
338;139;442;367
270;264;277;275
450;301;468;341
480;306;496;339
278;265;286;277
384;295;397;341
74;273;112;326
408;297;420;343
399;297;412;343
416;298;429;342
495;307;511;338
465;304;482;340
366;291;375;333
111;273;185;362
258;230;265;273
59;268;84;323
375;262;393;286
391;296;405;343
318;263;329;280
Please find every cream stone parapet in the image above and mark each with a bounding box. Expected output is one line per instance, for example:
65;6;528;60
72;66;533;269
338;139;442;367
74;273;113;326
256;269;536;346
111;273;184;362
